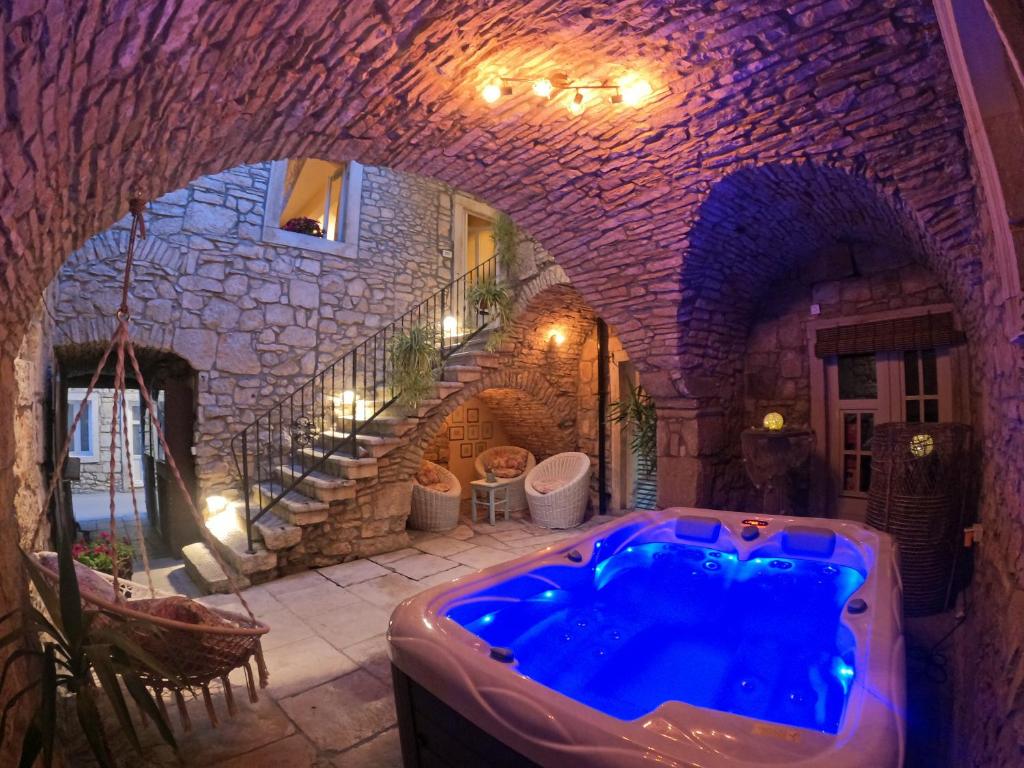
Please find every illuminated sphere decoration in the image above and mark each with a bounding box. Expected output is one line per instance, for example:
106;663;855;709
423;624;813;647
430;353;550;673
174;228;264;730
762;412;785;431
909;433;935;458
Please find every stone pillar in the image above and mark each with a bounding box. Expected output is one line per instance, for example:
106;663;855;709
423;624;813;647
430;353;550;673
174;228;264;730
655;399;727;509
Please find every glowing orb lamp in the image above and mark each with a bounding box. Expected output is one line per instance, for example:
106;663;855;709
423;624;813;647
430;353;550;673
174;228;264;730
909;433;935;458
762;412;785;431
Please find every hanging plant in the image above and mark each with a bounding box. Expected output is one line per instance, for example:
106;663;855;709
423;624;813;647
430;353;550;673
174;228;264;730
609;383;657;473
390;324;441;407
1;531;178;768
467;277;514;351
282;217;323;237
491;213;520;274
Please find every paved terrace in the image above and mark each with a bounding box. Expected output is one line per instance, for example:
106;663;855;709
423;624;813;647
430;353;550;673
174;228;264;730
128;511;620;767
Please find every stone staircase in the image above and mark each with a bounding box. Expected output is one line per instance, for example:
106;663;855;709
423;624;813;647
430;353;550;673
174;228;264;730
183;339;501;592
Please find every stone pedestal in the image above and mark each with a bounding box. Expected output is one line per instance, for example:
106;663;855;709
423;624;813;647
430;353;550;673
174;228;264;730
740;427;814;515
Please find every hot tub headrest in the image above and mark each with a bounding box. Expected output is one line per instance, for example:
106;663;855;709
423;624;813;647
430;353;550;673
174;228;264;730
782;526;836;558
675;516;722;543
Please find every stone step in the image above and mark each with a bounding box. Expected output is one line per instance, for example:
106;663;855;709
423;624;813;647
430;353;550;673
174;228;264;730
252;510;302;550
310;430;370;458
276;463;358;502
442;364;483;383
182;542;251;595
454;350;500;368
355;434;405;458
359;415;419;438
433;380;465;399
401;398;442;418
298;447;379;479
252;482;329;525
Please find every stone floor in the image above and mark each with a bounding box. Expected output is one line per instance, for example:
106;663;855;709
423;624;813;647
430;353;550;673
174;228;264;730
132;510;618;767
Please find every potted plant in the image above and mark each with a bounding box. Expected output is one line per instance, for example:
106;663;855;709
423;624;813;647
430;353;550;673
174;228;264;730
491;213;520;274
467;277;514;351
389;324;441;408
609;383;657;475
73;532;135;581
1;528;178;767
282;216;323;238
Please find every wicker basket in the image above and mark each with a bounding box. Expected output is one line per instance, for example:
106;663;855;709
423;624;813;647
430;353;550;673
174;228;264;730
865;422;971;616
524;452;591;529
409;461;462;531
474;446;536;512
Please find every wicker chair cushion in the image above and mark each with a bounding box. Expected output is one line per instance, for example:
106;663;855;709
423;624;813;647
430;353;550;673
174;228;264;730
35;552;119;602
491;468;519;479
490;450;527;473
415;465;442;486
426;482;451;492
533;479;567;495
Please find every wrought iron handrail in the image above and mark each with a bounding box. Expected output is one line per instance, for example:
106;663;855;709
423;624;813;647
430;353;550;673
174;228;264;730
230;256;499;552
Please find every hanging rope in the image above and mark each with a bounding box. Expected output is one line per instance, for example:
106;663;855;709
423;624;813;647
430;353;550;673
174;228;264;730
32;196;256;623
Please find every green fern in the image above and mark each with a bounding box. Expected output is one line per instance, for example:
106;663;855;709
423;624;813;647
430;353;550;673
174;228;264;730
467;277;514;351
389;324;440;407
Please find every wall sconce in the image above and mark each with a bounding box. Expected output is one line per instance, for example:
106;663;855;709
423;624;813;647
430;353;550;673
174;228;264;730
548;329;566;346
482;71;653;115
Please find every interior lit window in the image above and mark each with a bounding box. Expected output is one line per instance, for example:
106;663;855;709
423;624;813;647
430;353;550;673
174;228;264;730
277;158;349;242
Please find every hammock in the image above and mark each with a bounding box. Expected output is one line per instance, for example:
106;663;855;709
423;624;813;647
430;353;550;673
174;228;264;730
27;197;269;731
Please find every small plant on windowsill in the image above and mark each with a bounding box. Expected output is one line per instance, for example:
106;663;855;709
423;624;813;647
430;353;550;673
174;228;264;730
390;324;441;408
468;277;514;351
72;532;134;582
282;217;323;238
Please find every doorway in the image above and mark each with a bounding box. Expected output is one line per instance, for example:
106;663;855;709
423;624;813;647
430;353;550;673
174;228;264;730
54;346;200;557
453;195;497;279
825;348;955;520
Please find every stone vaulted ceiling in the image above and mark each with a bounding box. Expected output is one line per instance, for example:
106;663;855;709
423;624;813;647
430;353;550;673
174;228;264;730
0;1;982;404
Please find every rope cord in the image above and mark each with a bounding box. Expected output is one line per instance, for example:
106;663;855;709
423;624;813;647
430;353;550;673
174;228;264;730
32;198;256;623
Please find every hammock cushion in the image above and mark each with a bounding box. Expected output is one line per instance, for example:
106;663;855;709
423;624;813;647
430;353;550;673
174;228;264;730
126;595;245;629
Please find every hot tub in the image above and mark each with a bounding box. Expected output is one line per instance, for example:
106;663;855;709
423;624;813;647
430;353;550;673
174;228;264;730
388;508;905;768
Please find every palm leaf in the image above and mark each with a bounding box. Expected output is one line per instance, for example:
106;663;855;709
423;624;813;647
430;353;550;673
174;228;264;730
88;647;143;754
75;686;115;768
91;626;182;686
121;668;177;751
17;721;43;768
39;645;56;768
54;522;84;654
0;682;39;742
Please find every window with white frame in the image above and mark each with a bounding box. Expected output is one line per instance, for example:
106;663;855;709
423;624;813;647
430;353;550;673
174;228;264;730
262;158;362;256
67;389;99;462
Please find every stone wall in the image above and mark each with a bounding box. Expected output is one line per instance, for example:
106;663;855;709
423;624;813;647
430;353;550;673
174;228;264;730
51;162;457;501
734;253;956;513
1;1;1021;764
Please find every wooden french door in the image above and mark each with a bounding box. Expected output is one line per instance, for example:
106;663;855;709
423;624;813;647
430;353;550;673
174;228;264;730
826;348;953;521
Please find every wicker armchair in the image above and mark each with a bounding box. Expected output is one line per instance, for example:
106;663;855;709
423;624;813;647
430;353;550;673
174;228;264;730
409;460;462;531
524;452;592;529
474;446;536;512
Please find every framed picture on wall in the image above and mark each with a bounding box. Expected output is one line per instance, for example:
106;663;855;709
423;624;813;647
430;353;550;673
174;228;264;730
467;408;479;423
481;422;493;439
474;441;486;455
467;424;479;440
459;443;473;458
451;407;464;424
448;426;464;441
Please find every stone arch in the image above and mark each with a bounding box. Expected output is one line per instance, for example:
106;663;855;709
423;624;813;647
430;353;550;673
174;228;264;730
398;368;578;476
676;160;967;406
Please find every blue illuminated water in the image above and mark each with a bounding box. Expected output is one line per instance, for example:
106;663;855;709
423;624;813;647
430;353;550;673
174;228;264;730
446;540;865;733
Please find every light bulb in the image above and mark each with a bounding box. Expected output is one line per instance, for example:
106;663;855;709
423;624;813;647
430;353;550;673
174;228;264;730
338;390;356;405
568;91;584;116
532;79;554;98
482;82;502;103
620;78;652;106
549;330;566;345
443;315;458;334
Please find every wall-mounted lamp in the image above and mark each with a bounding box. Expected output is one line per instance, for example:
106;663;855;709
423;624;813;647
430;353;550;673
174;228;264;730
548;329;566;346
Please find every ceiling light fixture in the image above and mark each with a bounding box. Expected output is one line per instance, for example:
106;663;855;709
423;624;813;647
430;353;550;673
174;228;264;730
480;72;653;115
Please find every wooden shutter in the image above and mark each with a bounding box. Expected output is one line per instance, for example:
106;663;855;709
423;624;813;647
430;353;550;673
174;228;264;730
815;312;965;358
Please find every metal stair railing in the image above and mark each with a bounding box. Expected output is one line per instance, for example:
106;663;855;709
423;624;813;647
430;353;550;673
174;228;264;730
230;256;499;552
